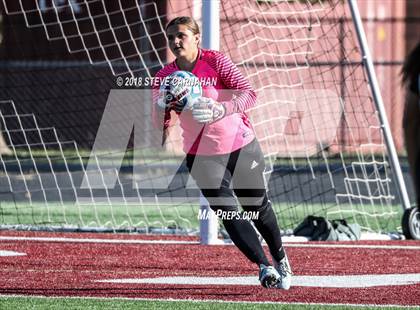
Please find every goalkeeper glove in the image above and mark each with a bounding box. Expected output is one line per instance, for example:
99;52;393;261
192;97;226;123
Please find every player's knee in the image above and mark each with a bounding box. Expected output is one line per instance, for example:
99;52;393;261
235;188;266;208
209;204;238;214
201;188;238;213
238;191;267;211
209;201;239;220
242;194;270;213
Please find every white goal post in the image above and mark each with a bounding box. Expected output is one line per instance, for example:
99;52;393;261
348;0;410;210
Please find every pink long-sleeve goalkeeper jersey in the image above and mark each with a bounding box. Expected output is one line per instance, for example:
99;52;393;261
152;48;257;155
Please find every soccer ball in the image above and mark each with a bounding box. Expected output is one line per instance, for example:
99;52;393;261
159;71;202;112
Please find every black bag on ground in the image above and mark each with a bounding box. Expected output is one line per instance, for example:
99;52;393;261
293;215;361;241
293;215;336;241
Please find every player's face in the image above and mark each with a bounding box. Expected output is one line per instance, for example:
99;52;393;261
166;24;199;59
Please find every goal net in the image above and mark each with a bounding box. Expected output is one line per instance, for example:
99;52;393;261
0;0;409;236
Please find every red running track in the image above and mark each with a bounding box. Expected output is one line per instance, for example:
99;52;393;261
0;231;419;306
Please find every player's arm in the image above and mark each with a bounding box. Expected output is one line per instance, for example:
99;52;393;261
192;52;257;123
152;76;167;123
152;75;172;145
214;52;257;115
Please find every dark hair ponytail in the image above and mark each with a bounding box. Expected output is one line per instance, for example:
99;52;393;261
401;42;420;93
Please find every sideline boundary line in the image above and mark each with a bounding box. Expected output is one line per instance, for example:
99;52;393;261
0;236;198;245
1;236;420;250
0;294;418;308
95;273;420;288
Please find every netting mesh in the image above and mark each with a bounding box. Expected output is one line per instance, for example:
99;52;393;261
0;0;404;234
218;0;400;232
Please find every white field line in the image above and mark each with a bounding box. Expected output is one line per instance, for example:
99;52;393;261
0;294;418;308
95;274;420;288
1;235;420;250
285;243;420;250
0;250;26;256
0;236;198;245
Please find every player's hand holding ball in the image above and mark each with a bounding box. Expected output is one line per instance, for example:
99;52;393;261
157;83;187;112
192;97;226;123
157;71;202;113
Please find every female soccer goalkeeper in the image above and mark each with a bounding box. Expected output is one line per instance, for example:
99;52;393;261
152;16;292;289
402;42;420;208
